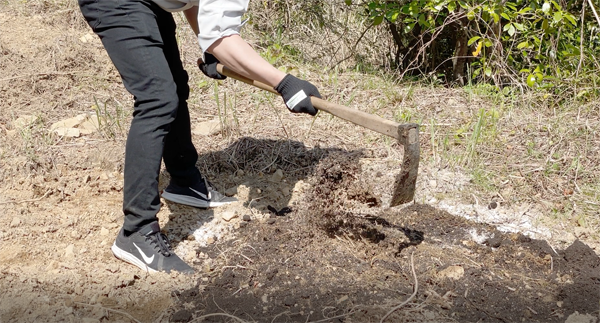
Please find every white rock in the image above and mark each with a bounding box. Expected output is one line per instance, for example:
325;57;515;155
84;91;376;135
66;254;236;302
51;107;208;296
192;119;221;136
50;114;87;131
438;265;464;280
9;217;21;228
65;244;75;258
79;33;95;43
53;127;81;138
100;227;109;236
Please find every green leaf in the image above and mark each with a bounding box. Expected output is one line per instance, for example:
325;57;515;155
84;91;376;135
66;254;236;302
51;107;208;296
467;10;476;20
458;1;468;9
565;14;577;26
514;23;525;31
542;19;549;30
484;39;493;47
467;36;481;46
507;24;516;36
344;0;351;5
485;67;492;77
518;7;532;14
526;74;537;87
501;13;511;20
553;11;562;23
448;1;456;12
517;41;529;49
373;15;384;26
491;13;500;23
403;23;415;33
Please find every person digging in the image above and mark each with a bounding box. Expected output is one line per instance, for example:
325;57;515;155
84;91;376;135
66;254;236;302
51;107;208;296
77;0;321;274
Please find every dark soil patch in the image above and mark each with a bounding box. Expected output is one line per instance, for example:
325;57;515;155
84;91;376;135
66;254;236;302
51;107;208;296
173;153;600;322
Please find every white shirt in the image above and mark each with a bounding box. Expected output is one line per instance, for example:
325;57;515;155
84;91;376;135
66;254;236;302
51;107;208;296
152;0;249;54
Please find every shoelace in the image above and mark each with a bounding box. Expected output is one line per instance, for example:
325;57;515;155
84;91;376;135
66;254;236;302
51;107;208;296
146;232;172;257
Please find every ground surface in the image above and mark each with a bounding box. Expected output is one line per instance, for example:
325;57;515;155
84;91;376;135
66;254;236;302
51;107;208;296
0;3;599;323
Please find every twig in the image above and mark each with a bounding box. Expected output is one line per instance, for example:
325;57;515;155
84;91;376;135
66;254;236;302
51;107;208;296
0;190;52;205
576;0;587;79
0;71;88;82
587;0;600;28
379;251;418;323
191;313;248;322
74;302;141;323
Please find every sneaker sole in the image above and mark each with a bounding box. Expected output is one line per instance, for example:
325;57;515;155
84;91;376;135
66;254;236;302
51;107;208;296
111;243;157;273
161;191;234;208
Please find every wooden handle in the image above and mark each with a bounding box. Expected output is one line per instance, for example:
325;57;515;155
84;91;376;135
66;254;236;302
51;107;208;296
216;64;404;140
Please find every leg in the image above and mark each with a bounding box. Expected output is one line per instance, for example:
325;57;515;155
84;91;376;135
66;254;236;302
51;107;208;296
79;0;182;232
160;26;202;187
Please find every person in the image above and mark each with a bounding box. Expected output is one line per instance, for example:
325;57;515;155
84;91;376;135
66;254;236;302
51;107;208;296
77;0;321;274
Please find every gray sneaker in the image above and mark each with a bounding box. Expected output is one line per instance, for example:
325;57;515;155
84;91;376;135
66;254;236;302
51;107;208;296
111;222;193;274
161;178;236;208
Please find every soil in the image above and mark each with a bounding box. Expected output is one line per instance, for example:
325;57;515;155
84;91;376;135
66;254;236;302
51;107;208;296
1;4;599;323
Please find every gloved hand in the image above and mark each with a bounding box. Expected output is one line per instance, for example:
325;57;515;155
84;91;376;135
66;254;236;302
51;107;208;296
197;53;227;80
275;74;321;116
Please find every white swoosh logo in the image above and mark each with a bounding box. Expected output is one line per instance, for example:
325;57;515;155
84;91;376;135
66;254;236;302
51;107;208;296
190;187;211;200
133;243;155;264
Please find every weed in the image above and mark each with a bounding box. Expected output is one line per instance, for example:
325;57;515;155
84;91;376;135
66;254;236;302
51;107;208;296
93;97;127;139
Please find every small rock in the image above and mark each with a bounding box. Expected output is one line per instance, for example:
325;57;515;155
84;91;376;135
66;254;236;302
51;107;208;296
438;265;464;280
171;309;193;322
242;214;251;222
79;33;95;43
488;201;498;209
262;294;269;303
283;296;295;306
429;180;438;188
270;169;284;182
206;236;215;244
53;127;81;137
10;217;21;228
192;119;221;136
485;234;503;248
224;186;238;196
65;244;75;258
100;227;109;236
337;295;348;304
565;311;597;323
222;211;237;222
235;169;245;177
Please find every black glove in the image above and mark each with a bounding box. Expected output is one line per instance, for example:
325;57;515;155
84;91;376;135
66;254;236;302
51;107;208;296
275;74;321;116
197;53;226;80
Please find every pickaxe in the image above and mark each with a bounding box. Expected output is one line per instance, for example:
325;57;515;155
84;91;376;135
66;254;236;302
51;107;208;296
204;62;420;206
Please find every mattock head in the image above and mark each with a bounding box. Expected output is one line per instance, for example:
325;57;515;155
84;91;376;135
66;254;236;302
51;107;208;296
390;123;420;207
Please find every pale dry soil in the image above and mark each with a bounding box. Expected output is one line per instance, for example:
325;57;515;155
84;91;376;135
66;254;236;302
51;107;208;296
1;5;599;323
